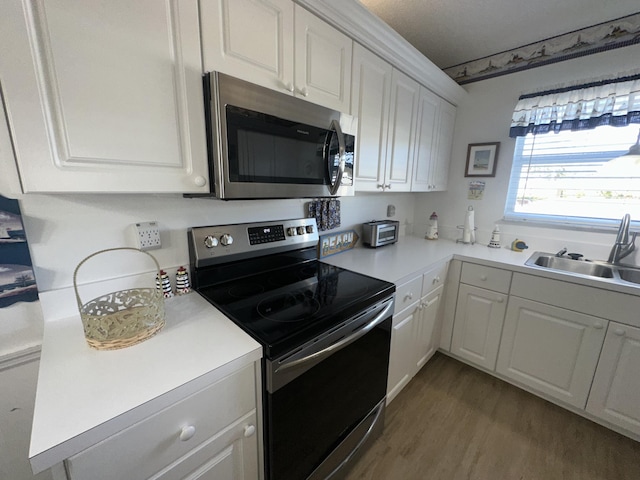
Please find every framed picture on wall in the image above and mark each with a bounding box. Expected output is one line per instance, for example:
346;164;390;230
465;142;500;177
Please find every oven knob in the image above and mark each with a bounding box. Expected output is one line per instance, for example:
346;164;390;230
204;235;218;248
287;227;297;236
297;226;306;235
220;234;234;246
306;225;314;234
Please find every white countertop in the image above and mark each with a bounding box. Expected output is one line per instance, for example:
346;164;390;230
29;293;261;474
322;236;640;296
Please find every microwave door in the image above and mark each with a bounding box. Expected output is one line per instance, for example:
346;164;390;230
325;120;346;196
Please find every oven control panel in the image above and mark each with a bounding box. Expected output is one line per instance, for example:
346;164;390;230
189;218;319;268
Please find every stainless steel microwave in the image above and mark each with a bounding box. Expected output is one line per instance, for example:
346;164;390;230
201;72;356;200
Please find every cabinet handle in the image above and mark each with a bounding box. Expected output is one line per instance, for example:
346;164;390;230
194;175;207;187
614;328;625;336
496;297;504;303
593;322;604;329
244;424;256;437
479;274;488;281
179;425;196;441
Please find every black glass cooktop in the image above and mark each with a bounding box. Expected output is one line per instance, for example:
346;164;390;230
195;253;394;358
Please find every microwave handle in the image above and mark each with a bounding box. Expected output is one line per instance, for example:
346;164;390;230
327;119;346;196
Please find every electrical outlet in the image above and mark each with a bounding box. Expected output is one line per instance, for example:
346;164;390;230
131;221;161;251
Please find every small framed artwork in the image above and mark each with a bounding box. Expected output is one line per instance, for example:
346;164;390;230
465;142;500;177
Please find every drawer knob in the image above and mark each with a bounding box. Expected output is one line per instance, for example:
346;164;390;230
179;425;196;441
405;292;413;301
593;322;604;330
244;424;256;438
614;328;626;336
480;274;488;281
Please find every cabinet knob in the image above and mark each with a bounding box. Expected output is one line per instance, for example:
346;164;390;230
405;292;413;301
244;424;256;437
593;322;604;329
480;275;488;281
385;184;391;190
299;87;309;97
614;328;626;336
496;297;504;303
433;276;440;284
179;425;196;441
377;184;384;190
285;82;295;93
194;176;207;187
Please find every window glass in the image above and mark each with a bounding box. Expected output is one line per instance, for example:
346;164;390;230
505;125;640;228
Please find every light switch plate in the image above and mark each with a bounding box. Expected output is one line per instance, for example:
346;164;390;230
130;221;161;250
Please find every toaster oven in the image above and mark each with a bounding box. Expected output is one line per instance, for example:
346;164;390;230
362;220;399;248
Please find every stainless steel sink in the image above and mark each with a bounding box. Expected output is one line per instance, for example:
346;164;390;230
530;255;615;278
617;267;640;284
525;251;640;285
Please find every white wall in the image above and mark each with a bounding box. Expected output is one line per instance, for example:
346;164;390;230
0;108;415;355
416;43;640;262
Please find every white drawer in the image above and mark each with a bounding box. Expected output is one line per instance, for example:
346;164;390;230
66;363;257;480
461;262;512;294
422;261;449;295
394;275;422;315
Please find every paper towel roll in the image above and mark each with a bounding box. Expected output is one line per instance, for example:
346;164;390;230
463;206;474;243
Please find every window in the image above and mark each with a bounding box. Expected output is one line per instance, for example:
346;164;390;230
505;124;640;228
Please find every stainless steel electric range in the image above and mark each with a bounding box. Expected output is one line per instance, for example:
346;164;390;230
188;218;395;480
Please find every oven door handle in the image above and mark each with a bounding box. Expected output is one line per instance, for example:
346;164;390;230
275;300;393;373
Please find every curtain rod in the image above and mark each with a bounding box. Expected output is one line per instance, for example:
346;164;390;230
518;72;640;100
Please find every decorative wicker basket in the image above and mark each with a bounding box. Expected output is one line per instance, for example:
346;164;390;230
73;248;166;350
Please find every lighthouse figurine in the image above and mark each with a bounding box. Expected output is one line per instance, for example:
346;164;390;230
175;266;191;295
158;270;174;298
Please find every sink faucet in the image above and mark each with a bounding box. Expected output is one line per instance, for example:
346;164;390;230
608;214;637;264
555;247;567;257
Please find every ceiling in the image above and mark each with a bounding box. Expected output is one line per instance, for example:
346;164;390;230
358;0;640;70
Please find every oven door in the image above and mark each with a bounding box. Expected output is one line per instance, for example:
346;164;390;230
264;296;393;480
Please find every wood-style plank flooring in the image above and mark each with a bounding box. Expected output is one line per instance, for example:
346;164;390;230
345;353;640;480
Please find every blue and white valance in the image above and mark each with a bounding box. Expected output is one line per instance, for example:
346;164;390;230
509;74;640;138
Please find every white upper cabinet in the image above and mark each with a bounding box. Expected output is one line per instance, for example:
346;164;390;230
200;0;294;94
351;43;392;192
0;0;209;193
411;90;456;192
201;0;352;112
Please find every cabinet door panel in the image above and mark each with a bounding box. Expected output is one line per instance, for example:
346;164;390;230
587;323;640;436
451;284;507;370
387;308;417;404
352;44;391;191
411;88;439;192
415;285;443;371
497;297;607;409
431;100;456;191
1;0;208;193
294;5;352;112
200;0;294;93
385;70;419;191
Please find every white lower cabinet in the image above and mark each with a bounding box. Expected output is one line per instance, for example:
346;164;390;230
451;284;507;371
388;262;447;403
65;364;259;480
496;297;607;409
586;322;640;436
